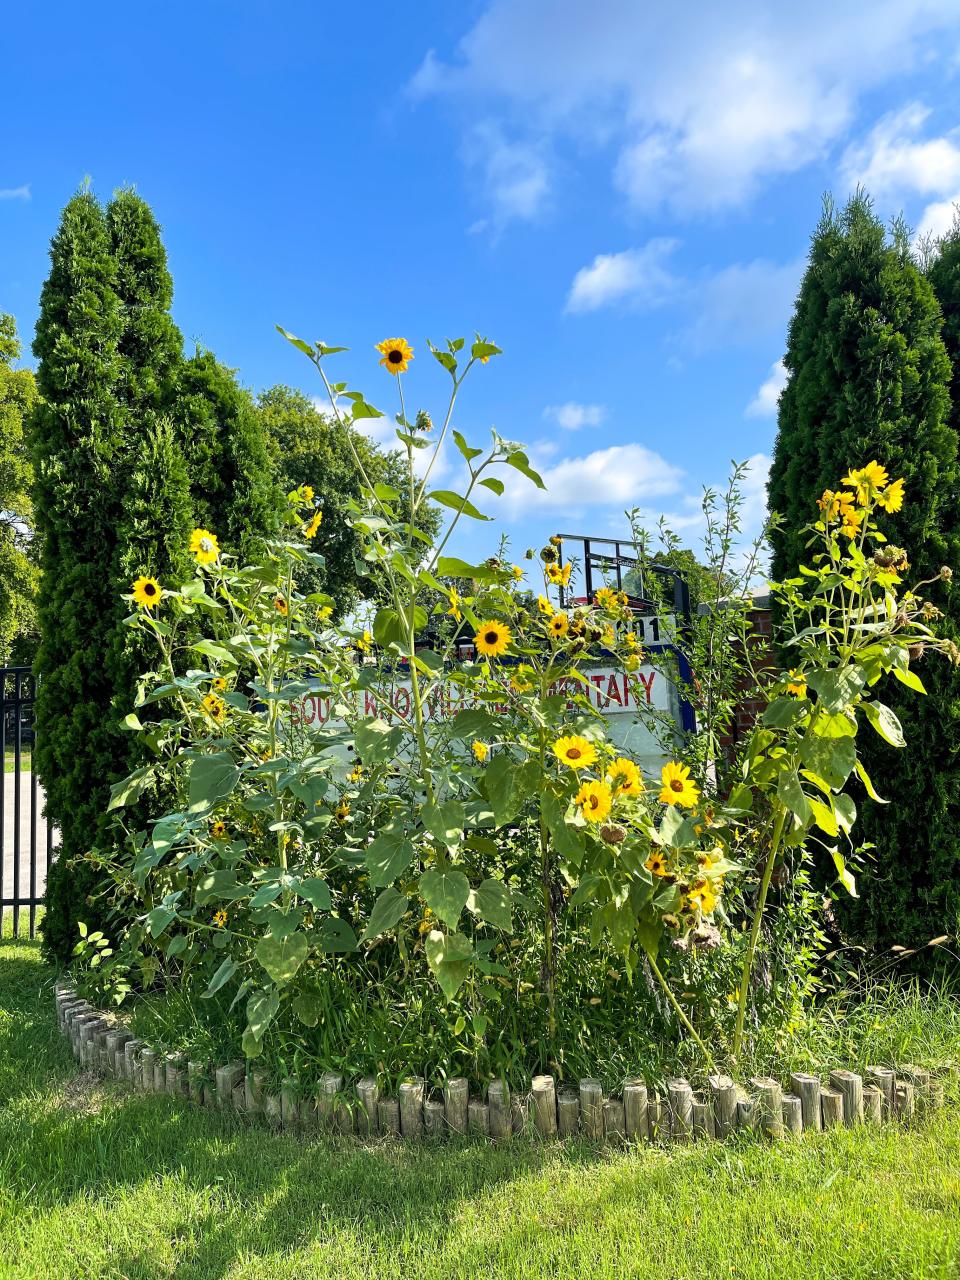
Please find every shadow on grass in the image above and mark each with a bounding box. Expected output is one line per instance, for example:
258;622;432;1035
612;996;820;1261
0;937;625;1280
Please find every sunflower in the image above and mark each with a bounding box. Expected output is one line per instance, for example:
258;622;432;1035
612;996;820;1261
552;734;598;770
548;613;569;639
274;596;289;616
131;576;162;609
357;629;373;653
607;757;643;797
213;909;228;928
549;534;562;548
335;801;351;823
645;851;669;878
686;877;718;915
659;760;699;808
840;506;863;539
189;528;219;565
211;676;227;692
202;693;226;723
786;670;807;698
210;820;228;840
594;586;617;610
304;510;323;539
624;630;640;652
301;485;315;502
575;779;613;824
511;565;523;581
447;588;463;623
843;460;889;505
316;604;334;621
877;476;905;513
347;764;363;784
474;620;511;658
472;740;489;763
376;337;414;374
537;594;554;617
546;562;572;587
510;664;535;693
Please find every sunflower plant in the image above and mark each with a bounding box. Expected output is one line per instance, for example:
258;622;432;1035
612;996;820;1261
725;459;958;1058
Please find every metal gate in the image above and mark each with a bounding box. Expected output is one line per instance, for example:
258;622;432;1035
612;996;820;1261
1;667;56;938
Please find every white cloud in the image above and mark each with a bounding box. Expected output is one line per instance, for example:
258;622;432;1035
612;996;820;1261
0;185;30;201
566;240;679;312
501;440;684;514
543;402;606;431
916;195;960;242
463;121;550;226
841;104;960;201
745;359;789;418
410;2;960;219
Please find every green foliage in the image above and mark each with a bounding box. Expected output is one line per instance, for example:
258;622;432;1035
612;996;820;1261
178;349;280;559
0;313;37;663
768;192;960;949
257;384;440;613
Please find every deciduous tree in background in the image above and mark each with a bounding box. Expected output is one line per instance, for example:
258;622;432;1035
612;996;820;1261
768;192;960;949
0;313;37;665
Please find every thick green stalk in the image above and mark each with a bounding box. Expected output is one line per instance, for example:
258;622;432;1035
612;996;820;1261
647;953;716;1069
537;720;556;1048
731;804;788;1060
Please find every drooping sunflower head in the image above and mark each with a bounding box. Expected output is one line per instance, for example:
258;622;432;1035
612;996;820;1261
131;576;162;610
785;670;807;698
447;588;462;623
877;476;905;513
548;613;569;639
189;528;220;566
510;663;535;693
304;510;323;540
607;757;643;797
472;740;489;763
376;337;414;374
474;619;511;658
274;596;289;616
686;876;718;915
659;760;699;808
552;734;598;770
575;779;613;824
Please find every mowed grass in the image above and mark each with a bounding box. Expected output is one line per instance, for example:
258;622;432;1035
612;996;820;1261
2;934;960;1280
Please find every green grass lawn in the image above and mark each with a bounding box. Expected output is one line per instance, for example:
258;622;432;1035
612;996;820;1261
3;749;31;774
3;934;960;1280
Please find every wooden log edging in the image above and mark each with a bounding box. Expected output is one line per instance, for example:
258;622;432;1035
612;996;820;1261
51;984;950;1147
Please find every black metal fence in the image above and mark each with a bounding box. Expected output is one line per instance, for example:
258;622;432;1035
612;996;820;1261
1;667;56;938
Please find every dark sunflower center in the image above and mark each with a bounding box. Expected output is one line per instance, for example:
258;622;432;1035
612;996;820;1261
484;630;498;644
388;348;403;364
670;779;683;792
588;796;599;809
568;747;582;760
145;583;158;596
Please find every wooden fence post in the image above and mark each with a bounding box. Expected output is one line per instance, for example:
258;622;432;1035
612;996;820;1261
558;1090;580;1137
865;1067;896;1118
708;1074;737;1140
444;1078;469;1135
820;1087;843;1128
579;1078;604;1139
356;1078;380;1136
399;1078;425;1140
789;1072;822;1132
750;1077;784;1140
623;1079;649;1140
666;1079;694;1141
829;1070;863;1127
488;1080;512;1139
532;1075;558;1137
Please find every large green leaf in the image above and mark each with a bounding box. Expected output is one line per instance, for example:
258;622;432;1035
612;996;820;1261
372;605;428;650
297;877;331;911
145;905;177;938
355;719;405;765
634;909;663;960
448;709;500;740
503;448;546;490
468;878;512;930
777;767;811;823
861;700;905;748
188;752;240;813
428;489;492;521
542;790;586;864
246;987;280;1040
255;932;308;985
194;869;248;906
365;830;415;887
425;930;473;1001
435;556;503;582
203;957;238;999
313;916;359;953
421;800;465;848
761;697;807;729
361;887;408;942
484;752;519;824
107;765;157;812
799;732;857;789
807;665;867;713
419;869;470;928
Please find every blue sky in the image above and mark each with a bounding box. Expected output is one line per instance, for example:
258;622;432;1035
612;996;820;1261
4;1;960;571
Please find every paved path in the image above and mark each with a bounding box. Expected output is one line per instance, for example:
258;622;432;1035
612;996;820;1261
2;771;56;905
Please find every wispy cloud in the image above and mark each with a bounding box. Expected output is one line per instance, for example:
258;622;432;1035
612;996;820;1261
543;401;606;431
566;240;680;313
745;359;789;418
0;185;30;201
501;440;684;515
462;121;550;228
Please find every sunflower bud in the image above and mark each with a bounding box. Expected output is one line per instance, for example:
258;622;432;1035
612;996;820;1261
414;409;433;433
908;643;925;662
539;545;559;565
599;823;627;845
941;565;953;581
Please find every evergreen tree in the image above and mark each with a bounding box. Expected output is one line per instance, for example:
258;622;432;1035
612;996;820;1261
178;349;279;558
768;192;960;947
33;191;128;963
0;314;37;663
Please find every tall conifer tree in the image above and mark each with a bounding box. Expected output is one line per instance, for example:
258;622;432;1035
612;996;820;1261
768;193;960;947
